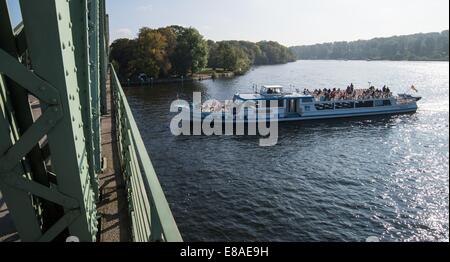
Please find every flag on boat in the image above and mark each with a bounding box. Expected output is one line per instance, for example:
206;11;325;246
411;85;418;92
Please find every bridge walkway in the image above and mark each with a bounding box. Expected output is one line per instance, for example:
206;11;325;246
97;78;130;242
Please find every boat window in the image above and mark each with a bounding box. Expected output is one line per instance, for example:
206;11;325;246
301;97;314;103
265;88;282;94
335;102;354;109
315;103;334;110
374;100;392;106
261;100;279;108
355;101;374;108
287;99;298;113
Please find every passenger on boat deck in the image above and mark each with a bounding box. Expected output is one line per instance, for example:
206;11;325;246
311;84;392;101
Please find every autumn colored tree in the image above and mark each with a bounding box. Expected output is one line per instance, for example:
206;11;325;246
110;25;296;81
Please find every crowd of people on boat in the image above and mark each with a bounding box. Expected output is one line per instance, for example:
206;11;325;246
304;83;392;101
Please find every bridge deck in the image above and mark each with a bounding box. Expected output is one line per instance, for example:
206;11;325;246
97;79;130;242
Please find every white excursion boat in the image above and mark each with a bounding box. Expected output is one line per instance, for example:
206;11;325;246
193;85;421;123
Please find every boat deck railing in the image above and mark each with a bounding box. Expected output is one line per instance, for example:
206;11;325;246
110;64;182;242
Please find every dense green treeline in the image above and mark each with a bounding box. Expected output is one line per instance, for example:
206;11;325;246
110;26;208;82
110;26;295;81
207;40;296;74
290;30;449;61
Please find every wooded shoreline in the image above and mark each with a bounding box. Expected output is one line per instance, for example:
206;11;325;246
290;30;449;61
110;25;296;84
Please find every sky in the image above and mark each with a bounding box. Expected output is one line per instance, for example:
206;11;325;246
5;0;450;46
107;0;449;46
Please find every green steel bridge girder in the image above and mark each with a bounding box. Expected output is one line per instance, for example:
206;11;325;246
19;0;100;241
1;0;182;242
88;0;103;174
0;0;64;238
69;0;99;201
0;0;109;241
99;0;108;115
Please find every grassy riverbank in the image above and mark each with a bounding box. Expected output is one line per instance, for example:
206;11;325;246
122;68;235;86
194;68;235;80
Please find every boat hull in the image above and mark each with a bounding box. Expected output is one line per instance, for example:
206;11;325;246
191;105;418;124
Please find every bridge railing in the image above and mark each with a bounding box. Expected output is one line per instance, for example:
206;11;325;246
110;64;182;242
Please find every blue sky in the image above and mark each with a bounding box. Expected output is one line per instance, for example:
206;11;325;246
5;0;450;46
107;0;449;46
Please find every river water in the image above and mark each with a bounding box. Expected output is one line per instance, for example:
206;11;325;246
125;60;449;242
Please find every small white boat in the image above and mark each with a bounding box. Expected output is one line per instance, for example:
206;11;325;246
193;85;421;123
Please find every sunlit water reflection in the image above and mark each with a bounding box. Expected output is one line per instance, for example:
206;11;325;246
125;60;449;242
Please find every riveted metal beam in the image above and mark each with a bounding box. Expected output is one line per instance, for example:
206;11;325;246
69;0;99;201
0;2;62;232
0;50;60;105
1;0;182;242
99;0;107;115
88;0;102;174
0;77;42;241
0;105;62;172
0;1;47;240
0;171;79;209
38;210;80;242
19;0;98;241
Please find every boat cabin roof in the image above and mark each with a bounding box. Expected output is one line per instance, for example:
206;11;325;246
259;85;284;96
235;93;313;101
262;85;283;89
235;84;316;101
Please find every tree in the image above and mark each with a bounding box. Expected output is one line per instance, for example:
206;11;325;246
216;42;250;73
290;30;450;61
110;25;297;82
256;41;296;64
132;27;170;78
110;38;138;81
207;40;294;73
206;40;220;69
171;27;208;75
